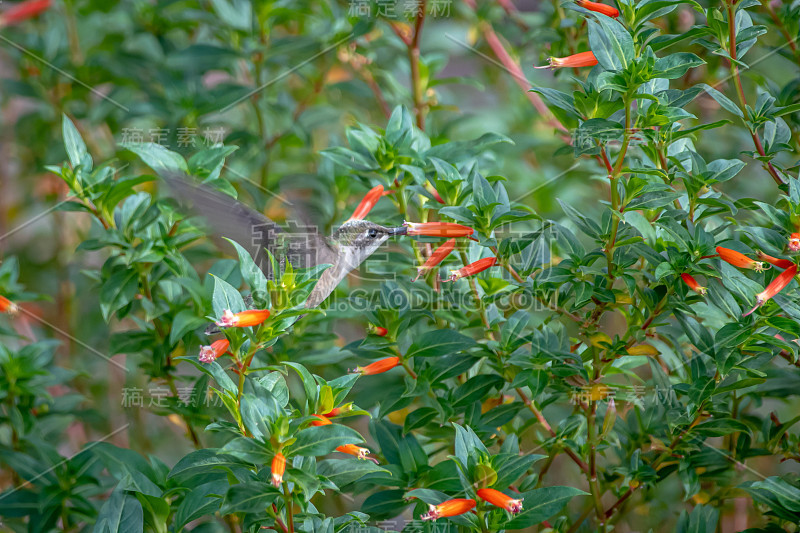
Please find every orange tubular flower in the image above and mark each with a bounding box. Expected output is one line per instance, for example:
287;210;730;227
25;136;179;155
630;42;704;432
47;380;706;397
757;251;794;270
0;295;18;315
534;51;598;69
681;274;706;295
415;239;456;281
446;257;498;282
421;499;477;521
349;185;385;221
476;488;524;514
744;264;798;317
215;308;270;328
789;233;800;252
716;246;764;272
577;0;619;17
336;444;370;459
352;356;400;375
0;0;51;26
271;452;286;487
198;339;230;363
404;221;475;238
310;415;332;426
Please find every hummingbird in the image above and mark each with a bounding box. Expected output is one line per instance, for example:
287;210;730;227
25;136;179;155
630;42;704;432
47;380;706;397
163;173;407;309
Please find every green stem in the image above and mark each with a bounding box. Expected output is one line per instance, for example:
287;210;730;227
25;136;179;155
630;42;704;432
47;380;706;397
282;481;294;533
725;0;783;185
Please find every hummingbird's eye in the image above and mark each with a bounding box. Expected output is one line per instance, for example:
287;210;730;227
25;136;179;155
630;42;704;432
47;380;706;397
368;228;378;238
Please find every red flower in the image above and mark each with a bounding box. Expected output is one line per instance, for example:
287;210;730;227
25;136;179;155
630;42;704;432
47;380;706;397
414;238;456;281
352;356;400;375
535;51;598;69
198;339;230;363
576;0;619;17
215;309;270;328
681;274;706;295
744;264;798;316
789;233;800;252
310;415;332;427
757;251;794;270
716;246;764;272
421;499;477;521
271;452;286;487
446;257;498;282
0;295;18;315
349;185;385;221
370;325;388;337
404;221;474;238
0;0;51;26
476;488;524;514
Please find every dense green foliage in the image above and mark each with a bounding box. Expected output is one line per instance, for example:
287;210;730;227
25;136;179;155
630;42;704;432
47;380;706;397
3;1;800;532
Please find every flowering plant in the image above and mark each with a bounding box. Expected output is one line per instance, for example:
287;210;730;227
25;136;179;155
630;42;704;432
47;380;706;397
2;0;800;532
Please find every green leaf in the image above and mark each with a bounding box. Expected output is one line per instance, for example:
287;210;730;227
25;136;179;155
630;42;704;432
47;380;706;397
208;0;252;30
587;14;634;71
317;459;389;488
654;53;705;79
169;310;207;346
94;486;143;533
289;424;365;457
701;84;744;118
63;114;91;169
221;482;280;514
405;330;477;358
504;486;589;529
211;274;246;318
403;407;439;434
168;449;245;480
283;362;319;412
174;481;225;528
122;142;188;175
100;268;139;321
224;238;268;299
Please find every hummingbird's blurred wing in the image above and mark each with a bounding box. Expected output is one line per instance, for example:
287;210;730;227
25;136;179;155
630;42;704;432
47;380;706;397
162;173;337;278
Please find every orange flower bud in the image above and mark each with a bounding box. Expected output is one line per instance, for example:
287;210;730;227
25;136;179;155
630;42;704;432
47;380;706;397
426;183;445;204
534;51;598;69
789;233;800;252
352;356;400;375
421;499;477;521
370;325;388;337
716;246;764;272
477;488;523;514
446;257;498;282
0;295;18;315
744;264;797;316
198;339;230;363
349;185;385;221
576;0;619;17
310;415;332;426
404;221;475;238
0;0;50;26
271;452;286;487
681;274;706;295
215;309;270;328
757;251;794;270
414;238;456;281
336;444;370;459
322;405;352;417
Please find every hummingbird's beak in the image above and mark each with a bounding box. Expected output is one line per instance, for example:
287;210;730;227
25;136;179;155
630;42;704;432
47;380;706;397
387;226;408;236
